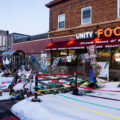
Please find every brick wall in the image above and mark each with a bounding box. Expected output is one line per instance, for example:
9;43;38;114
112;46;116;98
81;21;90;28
12;39;50;54
48;0;119;38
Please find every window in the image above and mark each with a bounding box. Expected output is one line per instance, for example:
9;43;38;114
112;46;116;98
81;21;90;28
118;0;120;17
58;14;65;29
2;36;6;46
69;50;76;56
81;6;92;24
60;50;67;56
0;36;2;46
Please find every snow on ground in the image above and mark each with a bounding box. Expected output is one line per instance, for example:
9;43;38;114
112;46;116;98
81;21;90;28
13;81;35;93
11;82;120;120
0;92;12;100
0;75;13;89
0;73;13;100
85;82;120;100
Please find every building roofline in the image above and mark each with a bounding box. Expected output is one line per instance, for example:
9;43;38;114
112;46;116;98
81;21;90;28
46;0;67;8
10;32;30;36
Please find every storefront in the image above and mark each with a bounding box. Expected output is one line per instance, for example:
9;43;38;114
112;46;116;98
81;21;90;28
1;50;25;72
45;28;120;80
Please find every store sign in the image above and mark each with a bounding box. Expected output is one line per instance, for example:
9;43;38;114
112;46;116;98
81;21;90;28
97;27;120;38
76;31;94;40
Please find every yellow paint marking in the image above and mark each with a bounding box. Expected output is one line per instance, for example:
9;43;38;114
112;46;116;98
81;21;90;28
47;95;120;120
37;86;70;92
38;92;120;120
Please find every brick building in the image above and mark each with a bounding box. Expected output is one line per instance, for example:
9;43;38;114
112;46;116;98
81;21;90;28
45;0;120;80
12;33;50;71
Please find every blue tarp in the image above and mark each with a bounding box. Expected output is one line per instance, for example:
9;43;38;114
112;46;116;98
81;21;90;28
2;51;16;55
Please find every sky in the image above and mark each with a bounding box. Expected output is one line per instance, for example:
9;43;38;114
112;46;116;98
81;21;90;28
0;0;52;35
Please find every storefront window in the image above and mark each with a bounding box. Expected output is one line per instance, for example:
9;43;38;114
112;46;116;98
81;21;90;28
52;51;60;57
60;50;67;56
112;50;120;68
69;50;76;56
96;48;120;69
97;49;112;68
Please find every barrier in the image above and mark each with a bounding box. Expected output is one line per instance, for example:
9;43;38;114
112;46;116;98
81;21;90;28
36;74;120;92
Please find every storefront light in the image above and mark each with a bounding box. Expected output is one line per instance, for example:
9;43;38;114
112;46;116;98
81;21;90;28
93;38;101;43
47;42;54;47
67;40;75;46
115;58;120;61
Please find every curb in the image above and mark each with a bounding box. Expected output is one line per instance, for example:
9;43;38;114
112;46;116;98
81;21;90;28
85;94;120;101
0;98;23;102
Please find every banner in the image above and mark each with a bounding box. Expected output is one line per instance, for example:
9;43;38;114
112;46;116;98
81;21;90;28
52;57;60;70
61;56;67;63
61;56;72;63
41;54;47;72
97;62;109;81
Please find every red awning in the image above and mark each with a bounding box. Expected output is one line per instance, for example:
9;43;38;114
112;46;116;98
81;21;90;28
45;37;120;50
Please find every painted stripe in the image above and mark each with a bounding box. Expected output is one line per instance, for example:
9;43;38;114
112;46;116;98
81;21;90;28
45;90;120;111
60;94;120;111
47;95;120;120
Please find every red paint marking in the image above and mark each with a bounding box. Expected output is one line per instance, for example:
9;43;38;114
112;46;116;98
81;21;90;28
1;116;19;120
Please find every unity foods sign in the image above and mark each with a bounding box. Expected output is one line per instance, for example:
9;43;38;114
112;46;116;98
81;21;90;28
97;27;120;38
76;31;94;40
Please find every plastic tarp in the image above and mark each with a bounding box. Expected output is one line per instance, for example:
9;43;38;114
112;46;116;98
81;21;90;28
2;51;16;55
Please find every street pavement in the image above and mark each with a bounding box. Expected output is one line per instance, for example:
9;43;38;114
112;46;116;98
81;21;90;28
0;100;20;120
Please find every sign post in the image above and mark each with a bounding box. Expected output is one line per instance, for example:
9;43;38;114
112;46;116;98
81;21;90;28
88;45;97;88
88;45;97;66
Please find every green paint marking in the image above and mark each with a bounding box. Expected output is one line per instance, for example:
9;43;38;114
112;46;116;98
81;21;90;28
46;90;120;111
